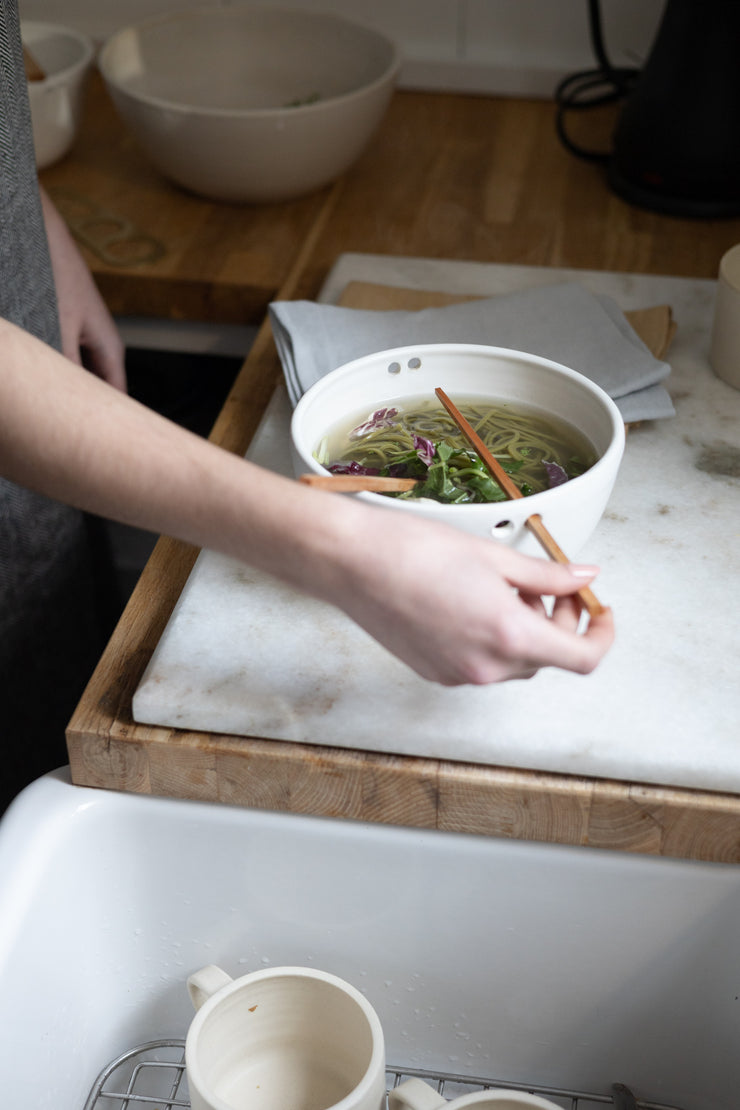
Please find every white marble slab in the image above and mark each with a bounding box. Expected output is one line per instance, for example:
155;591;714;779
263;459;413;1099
133;255;740;793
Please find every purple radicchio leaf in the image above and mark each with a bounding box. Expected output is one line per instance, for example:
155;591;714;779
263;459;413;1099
543;460;569;488
348;407;399;440
328;461;381;476
413;435;435;468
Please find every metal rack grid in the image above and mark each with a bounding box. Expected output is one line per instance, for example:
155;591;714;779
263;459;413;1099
83;1039;686;1110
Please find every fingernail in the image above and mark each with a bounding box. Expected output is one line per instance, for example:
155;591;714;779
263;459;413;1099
570;565;599;578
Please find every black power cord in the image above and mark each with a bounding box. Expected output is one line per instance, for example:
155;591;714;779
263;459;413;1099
554;0;641;163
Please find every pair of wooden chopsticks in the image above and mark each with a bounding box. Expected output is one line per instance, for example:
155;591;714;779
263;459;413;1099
434;387;604;617
300;387;605;617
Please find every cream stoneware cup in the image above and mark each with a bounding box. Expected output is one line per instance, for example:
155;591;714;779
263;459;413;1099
389;1077;562;1110
709;243;740;390
185;964;386;1110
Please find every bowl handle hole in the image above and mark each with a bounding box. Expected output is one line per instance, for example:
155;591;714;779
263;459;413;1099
386;357;422;374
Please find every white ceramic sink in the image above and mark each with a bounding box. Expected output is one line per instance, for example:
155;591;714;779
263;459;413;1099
0;771;738;1109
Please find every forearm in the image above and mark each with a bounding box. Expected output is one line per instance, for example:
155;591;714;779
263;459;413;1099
0;318;350;592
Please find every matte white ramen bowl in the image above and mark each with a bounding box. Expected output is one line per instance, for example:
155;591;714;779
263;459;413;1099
98;7;399;203
291;344;626;556
22;22;95;169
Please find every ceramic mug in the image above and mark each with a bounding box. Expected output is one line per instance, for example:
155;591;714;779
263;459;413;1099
709;242;740;390
185;964;386;1110
389;1077;562;1110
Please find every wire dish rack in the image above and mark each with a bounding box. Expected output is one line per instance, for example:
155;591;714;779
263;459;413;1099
83;1040;686;1110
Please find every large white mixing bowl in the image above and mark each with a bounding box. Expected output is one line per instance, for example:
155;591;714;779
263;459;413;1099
98;6;400;203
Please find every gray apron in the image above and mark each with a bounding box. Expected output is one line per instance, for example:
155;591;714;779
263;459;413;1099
0;0;112;809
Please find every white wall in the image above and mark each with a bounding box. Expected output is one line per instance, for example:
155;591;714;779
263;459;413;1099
19;0;664;97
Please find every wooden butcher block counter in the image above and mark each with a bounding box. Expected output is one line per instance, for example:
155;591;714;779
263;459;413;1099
60;77;740;863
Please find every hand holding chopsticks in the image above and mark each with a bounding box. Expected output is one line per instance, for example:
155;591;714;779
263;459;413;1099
301;388;606;621
434;387;605;618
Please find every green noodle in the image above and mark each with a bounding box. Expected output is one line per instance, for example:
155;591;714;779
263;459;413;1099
320;397;596;503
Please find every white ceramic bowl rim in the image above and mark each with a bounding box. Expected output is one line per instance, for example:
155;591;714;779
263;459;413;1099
21;21;95;84
291;342;625;517
98;6;401;121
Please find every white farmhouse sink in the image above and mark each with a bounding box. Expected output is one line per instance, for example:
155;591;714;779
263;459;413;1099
0;771;738;1110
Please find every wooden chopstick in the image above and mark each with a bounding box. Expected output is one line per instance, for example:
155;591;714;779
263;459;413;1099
434;387;605;618
300;473;419;492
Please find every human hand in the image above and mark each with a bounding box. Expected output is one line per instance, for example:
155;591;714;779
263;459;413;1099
39;187;127;391
323;503;614;686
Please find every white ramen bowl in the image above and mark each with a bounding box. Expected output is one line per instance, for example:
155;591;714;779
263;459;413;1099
98;7;399;203
291;343;626;557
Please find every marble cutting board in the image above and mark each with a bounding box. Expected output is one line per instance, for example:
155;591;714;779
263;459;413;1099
132;255;740;794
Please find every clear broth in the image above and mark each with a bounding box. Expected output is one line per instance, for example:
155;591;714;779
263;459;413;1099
315;395;597;502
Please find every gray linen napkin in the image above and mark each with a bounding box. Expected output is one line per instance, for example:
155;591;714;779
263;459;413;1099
269;281;675;421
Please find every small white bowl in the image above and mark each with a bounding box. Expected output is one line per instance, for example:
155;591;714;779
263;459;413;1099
22;22;94;170
98;7;400;203
291;343;626;557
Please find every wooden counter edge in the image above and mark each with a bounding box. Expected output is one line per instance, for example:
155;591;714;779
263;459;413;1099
66;711;740;863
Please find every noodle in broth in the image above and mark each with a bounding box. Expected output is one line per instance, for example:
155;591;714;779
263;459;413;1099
316;396;596;504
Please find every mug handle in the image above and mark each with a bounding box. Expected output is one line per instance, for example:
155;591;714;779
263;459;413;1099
389;1079;448;1110
187;964;234;1011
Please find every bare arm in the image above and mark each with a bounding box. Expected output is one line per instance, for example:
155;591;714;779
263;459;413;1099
39;187;127;392
0;319;613;685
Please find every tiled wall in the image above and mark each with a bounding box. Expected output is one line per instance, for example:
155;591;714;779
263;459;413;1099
19;0;663;97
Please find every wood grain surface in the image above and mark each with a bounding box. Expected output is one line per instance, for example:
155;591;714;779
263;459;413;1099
289;92;740;300
39;72;333;325
64;83;740;862
42;81;740;321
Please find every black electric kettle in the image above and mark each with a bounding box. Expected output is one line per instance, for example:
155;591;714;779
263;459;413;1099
608;0;740;216
557;0;740;217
